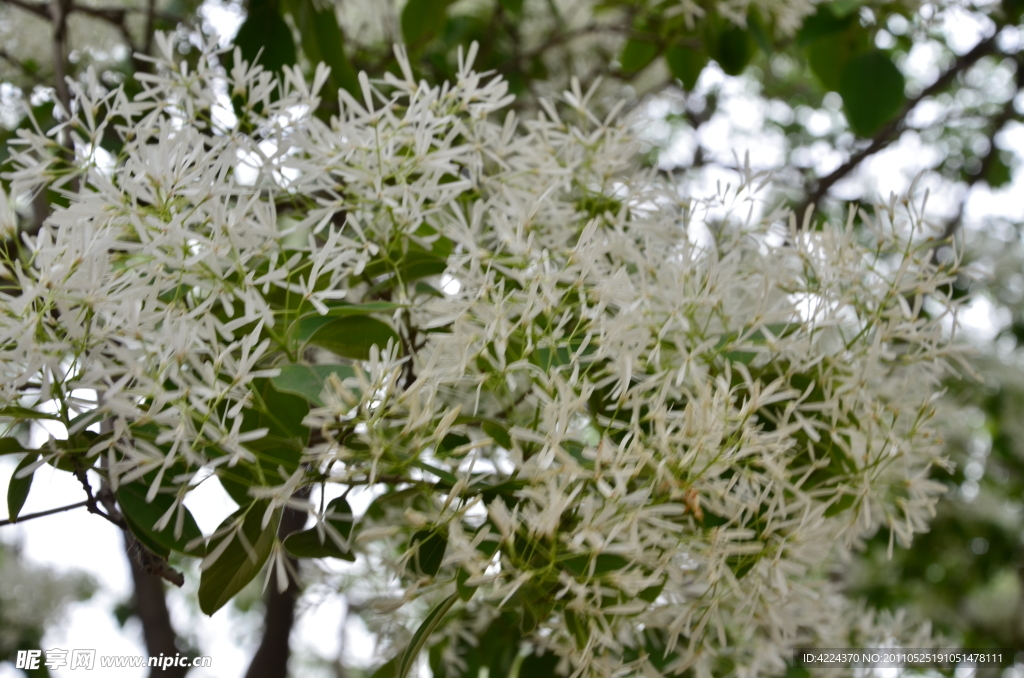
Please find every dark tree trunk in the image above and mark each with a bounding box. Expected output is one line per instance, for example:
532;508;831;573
242;501;308;678
124;535;190;678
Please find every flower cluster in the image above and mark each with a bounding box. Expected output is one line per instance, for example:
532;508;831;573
2;36;963;677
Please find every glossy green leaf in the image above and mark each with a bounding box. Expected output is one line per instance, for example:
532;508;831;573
410;529;447;576
411;461;458;487
397;593;458;678
46;432;105;474
563;608;589;647
0;407;61;421
325;301;406;317
985;154;1013;188
300;315;400;360
455;567;476;601
807;23;869;91
282;528;356;559
639;576;666;602
245;378;310;444
666;46;707;91
199;501;281;615
564;552;629;578
402;0;455;47
1005;0;1024;22
520;651;560;677
436;432;470;457
282;496;355;559
824;491;857;517
839;50;905;137
0;437;30;455
289;0;359;95
827;0;864;17
497;0;523;13
116;478;205;557
364;486;426;522
796;5;856;46
7;452;40;522
234;0;297;76
481;421;512;449
620;39;659;73
370;656;399;678
713;26;754;76
271;364;357;407
216;464;258;506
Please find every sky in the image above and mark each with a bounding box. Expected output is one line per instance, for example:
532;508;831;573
1;1;1024;677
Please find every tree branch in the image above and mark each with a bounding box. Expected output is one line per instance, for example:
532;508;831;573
74;464;186;587
796;32;1001;221
0;48;45;84
2;0;50;20
0;500;89;526
48;0;73;115
125;532;191;678
930;54;1024;261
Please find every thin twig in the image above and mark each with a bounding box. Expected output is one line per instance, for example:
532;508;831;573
796;33;1001;221
73;465;123;527
0;48;45;84
49;0;72;113
74;461;186;587
931;57;1024;259
0;500;89;526
2;0;50;20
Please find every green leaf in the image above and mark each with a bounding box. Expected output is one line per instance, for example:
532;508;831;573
288;0;359;95
807;23;869;91
45;432;106;474
455;567;476;601
665;45;709;91
324;301;406;317
713;26;754;76
410;529;447;576
216;463;258;506
402;0;455;47
116;479;205;557
839;50;905;137
234;0;297;76
564;552;629;578
796;6;856;46
563;608;589;647
271;364;357;407
370;656;399;678
747;9;773;54
0;437;30;455
824;491;857;517
7;452;39;522
410;460;458;486
282;528;356;559
247;377;310;444
638;576;666;602
301;316;401;360
520;651;560;677
436;433;470;457
1004;0;1024;22
497;0;523;13
199;500;281;615
282;497;355;559
0;407;61;421
620;39;659;74
984;153;1013;188
397;593;458;678
481;421;512;449
826;0;864;17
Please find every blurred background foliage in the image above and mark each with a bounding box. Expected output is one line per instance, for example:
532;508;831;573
1;0;1023;675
